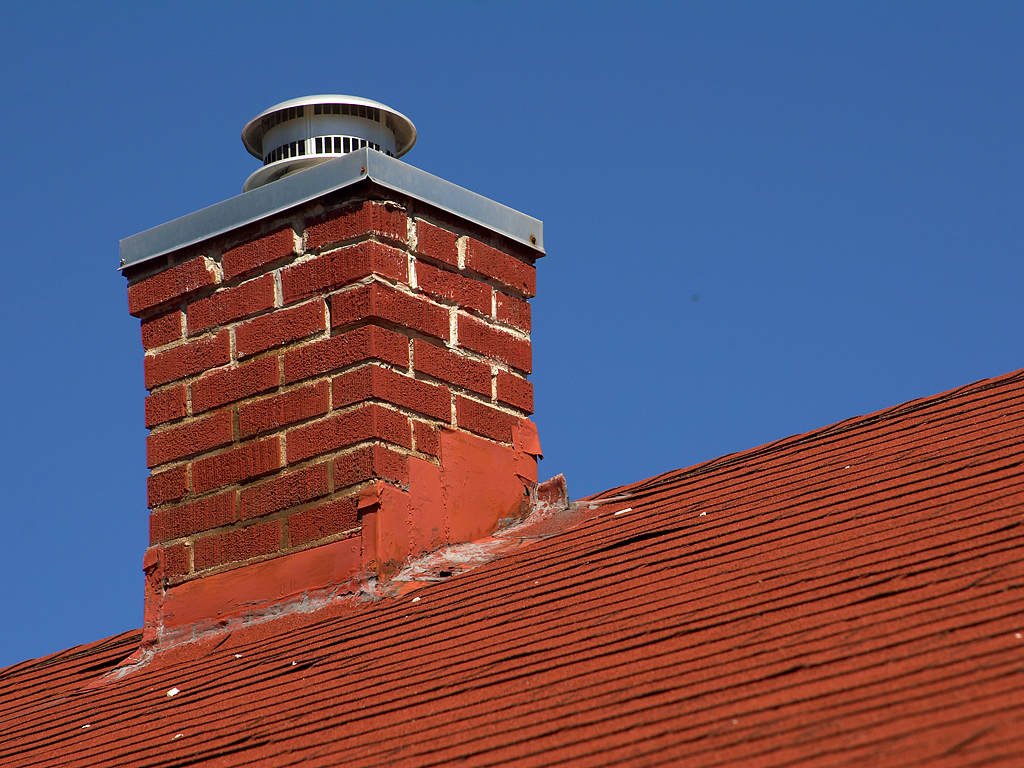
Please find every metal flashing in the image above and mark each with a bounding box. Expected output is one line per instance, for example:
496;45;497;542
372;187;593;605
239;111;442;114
119;150;544;269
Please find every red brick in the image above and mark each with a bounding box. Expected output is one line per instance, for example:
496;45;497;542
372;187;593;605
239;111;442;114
464;239;536;297
141;311;183;350
413;220;459;267
187;274;276;335
128;257;219;316
286;403;411;463
145;385;187;428
239;463;330;521
416;261;491;315
412;339;491;396
288;496;359;547
193;520;282;570
149;490;237;544
284;325;409;384
495;292;531;332
331;283;448;341
281;241;407;305
496;370;534;413
412;421;440;457
333;366;450;421
239;380;330;438
192;437;281;494
222;227;295;282
236;300;325;358
146;409;234;468
148;465;189;507
457;315;532;373
306;201;407;250
334;444;410;489
191;355;280;414
456;396;519;443
163;543;191;579
144;330;230;389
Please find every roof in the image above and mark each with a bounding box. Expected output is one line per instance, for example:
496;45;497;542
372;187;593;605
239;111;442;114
3;368;1024;767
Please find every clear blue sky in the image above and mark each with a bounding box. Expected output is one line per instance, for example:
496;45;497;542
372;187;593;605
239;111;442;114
1;2;1020;667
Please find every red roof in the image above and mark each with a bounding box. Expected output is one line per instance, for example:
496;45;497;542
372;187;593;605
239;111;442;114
3;368;1023;767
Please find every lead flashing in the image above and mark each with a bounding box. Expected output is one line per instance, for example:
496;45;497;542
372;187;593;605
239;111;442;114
119;149;544;269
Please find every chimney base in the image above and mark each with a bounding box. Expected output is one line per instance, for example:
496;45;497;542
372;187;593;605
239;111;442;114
142;425;540;649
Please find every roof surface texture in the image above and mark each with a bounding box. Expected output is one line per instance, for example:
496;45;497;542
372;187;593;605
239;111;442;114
3;368;1023;767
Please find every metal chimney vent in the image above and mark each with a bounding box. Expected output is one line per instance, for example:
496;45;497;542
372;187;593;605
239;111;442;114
241;95;417;192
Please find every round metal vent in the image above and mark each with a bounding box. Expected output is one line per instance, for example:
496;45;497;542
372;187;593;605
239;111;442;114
241;94;416;192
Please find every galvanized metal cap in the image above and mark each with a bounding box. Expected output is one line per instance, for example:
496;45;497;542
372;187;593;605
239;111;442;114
241;94;417;192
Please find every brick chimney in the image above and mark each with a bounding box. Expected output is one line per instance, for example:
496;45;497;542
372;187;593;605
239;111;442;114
122;96;544;647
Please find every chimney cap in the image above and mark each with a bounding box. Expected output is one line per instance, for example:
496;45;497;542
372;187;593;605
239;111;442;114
241;94;417;191
242;94;416;157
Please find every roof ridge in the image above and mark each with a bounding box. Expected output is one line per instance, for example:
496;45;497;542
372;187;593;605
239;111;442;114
587;366;1024;503
0;630;140;682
